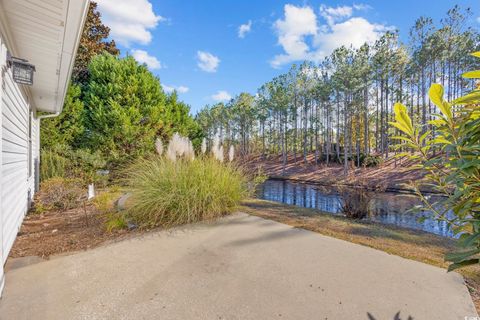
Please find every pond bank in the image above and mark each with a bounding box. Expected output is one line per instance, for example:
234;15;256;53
240;199;480;312
257;179;453;237
268;175;439;195
245;154;429;193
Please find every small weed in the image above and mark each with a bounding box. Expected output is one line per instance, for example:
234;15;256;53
93;192;115;214
32;202;49;214
108;185;122;193
105;213;128;232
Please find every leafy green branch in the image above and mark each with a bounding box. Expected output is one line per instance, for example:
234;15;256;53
390;52;480;272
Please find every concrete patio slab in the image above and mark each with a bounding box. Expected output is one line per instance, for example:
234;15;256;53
0;213;476;320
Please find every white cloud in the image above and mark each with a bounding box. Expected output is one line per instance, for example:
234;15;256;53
477;17;480;23
162;84;174;93
162;84;189;94
238;20;252;38
176;86;189;93
320;4;352;26
97;0;164;46
211;90;232;102
132;49;162;69
353;4;372;11
314;17;391;58
197;51;220;73
271;4;392;68
271;5;318;68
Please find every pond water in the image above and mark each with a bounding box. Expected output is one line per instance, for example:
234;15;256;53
256;179;455;238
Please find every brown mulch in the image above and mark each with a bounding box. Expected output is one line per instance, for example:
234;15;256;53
9;205;137;259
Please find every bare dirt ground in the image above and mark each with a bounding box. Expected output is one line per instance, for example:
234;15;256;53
243;153;424;191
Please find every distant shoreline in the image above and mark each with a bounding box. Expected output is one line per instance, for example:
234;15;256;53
244;153;442;195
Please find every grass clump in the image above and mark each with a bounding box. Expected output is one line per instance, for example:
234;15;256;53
124;157;251;228
92;188;123;214
92;188;129;232
340;188;373;219
105;213;128;232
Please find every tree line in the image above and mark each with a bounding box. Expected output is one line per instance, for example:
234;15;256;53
196;6;480;174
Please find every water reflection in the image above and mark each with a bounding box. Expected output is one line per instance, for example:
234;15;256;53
256;179;454;238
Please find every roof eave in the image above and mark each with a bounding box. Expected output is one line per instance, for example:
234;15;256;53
52;0;90;114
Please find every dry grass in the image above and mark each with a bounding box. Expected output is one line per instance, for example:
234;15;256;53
240;198;480;311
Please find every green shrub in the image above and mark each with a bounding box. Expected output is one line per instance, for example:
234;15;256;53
124;157;251;228
40;145;106;183
40;84;84;149
36;177;85;210
40;149;68;180
69;148;107;183
340;188;372;219
390;51;480;271
363;155;383;167
82;53;201;165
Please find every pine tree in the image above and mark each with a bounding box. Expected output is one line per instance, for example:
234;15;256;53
72;1;119;84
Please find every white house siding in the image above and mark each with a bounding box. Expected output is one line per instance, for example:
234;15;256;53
0;0;88;295
0;38;39;292
30;115;40;194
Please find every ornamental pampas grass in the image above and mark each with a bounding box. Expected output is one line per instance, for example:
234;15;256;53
155;138;164;156
124;157;252;228
201;138;207;154
212;136;224;162
228;145;235;162
166;133;195;162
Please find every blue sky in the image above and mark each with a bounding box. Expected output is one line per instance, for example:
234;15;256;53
96;0;480;114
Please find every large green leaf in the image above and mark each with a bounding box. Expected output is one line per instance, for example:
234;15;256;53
391;135;413;143
471;52;480;58
429;83;444;107
389;122;411;136
429;84;452;120
462;70;480;79
453;90;480;105
431;137;452;145
447;259;479;272
445;248;480;262
393;103;413;135
459;233;480;248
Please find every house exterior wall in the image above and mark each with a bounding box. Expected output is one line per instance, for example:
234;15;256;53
0;35;40;293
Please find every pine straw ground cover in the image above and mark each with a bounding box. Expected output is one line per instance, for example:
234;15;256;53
9;189;136;259
240;199;480;312
244;154;424;192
